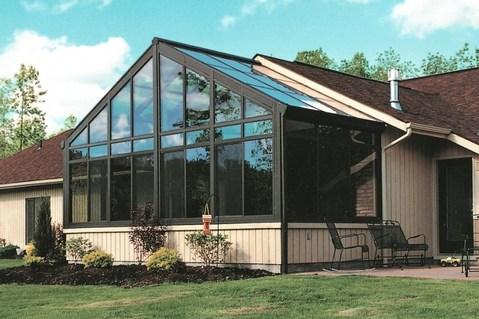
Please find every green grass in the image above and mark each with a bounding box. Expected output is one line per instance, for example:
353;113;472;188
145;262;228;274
1;275;479;319
0;259;23;269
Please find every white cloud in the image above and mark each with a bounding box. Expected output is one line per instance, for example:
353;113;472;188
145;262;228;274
0;30;130;133
220;0;294;30
391;0;479;38
21;0;112;13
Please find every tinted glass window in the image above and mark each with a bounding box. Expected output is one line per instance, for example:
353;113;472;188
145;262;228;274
186;129;210;145
161;133;184;148
244;99;270;118
186;70;210;127
160;56;184;131
89;107;108;143
111;82;131;139
244;120;273;137
216;143;242;216
69;148;88;160
90;145;107;158
133;138;154;152
89;159;107;222
215;125;241;141
133;60;154;136
26;197;50;244
215;83;241;123
186;147;210;217
111;157;131;221
111;141;131;155
244;139;273;215
133;154;154;210
71;128;88;146
70;162;88;223
161;151;185;218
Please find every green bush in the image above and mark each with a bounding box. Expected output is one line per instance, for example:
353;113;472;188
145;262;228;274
82;250;113;268
33;199;55;258
0;244;19;258
146;248;180;271
185;232;232;266
66;237;93;262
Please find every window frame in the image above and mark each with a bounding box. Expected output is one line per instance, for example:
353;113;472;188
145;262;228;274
25;197;51;245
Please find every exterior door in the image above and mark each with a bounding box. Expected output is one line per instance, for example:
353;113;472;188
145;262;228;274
438;158;473;253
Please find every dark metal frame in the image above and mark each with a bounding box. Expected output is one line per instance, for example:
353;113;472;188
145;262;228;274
326;222;370;270
25;196;50;245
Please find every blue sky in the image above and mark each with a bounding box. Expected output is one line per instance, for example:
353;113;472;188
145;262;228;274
1;0;478;132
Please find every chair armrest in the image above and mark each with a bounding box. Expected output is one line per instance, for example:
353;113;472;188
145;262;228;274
408;233;426;244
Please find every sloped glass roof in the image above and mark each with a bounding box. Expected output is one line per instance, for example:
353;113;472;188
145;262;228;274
177;48;341;114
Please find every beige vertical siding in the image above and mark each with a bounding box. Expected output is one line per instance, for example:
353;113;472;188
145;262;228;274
0;184;63;247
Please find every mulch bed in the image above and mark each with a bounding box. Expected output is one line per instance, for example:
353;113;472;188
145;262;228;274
0;264;272;287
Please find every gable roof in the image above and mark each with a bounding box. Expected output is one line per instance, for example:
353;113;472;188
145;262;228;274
0;130;69;187
258;56;479;146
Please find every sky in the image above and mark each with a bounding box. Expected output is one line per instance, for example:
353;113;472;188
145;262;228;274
1;0;478;133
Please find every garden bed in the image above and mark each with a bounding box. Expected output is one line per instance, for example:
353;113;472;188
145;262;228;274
0;264;272;287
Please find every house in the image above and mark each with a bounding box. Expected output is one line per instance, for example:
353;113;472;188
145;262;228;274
3;37;479;273
0;131;69;247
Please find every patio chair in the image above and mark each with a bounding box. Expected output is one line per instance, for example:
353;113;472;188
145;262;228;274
326;222;369;270
462;237;479;277
367;220;428;267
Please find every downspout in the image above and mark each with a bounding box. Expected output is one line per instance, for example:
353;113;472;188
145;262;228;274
383;124;412;151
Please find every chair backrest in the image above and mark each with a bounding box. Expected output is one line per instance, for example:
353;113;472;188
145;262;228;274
386;221;408;248
368;220;408;249
367;223;391;249
326;222;344;250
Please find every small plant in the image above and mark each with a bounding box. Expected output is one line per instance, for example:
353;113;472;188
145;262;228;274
82;250;114;268
66;237;93;262
51;223;66;264
185;232;232;266
146;248;180;271
23;242;43;266
0;238;6;247
0;244;19;258
129;204;167;263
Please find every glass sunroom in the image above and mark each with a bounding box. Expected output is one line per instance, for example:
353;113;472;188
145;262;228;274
64;38;384;272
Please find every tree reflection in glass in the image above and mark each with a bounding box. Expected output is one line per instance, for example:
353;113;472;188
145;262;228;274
214;83;241;123
186;70;210;127
186;147;210;217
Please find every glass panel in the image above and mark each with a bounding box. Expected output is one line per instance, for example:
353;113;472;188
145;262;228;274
186;129;210;145
111;82;131;139
244;120;273;137
133;138;154;152
161;151;185;218
161;133;184;148
111;141;131;155
133;154;154;210
178;48;233;69
71;128;87;146
160;56;184;131
186;147;210;217
186;70;210;127
133;59;154;136
111;156;131;221
89;159;107;222
89;107;107;143
89;145;107;158
69;148;88;160
214;83;241;123
216;143;242;216
215;125;241;141
70;162;88;223
245;99;270;118
244;138;273;215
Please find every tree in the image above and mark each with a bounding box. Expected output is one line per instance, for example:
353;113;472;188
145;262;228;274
338;52;371;78
295;48;336;69
0;79;14;158
62;114;77;131
371;47;418;81
33;198;54;259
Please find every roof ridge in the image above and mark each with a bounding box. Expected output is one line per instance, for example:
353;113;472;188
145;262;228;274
403;66;479;82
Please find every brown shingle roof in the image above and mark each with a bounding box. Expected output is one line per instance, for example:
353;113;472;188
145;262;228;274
0;130;70;186
260;56;479;145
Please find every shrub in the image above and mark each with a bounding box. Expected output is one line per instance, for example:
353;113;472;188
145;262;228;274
0;238;6;247
185;232;232;266
25;242;36;257
24;255;44;266
33;199;55;258
51;223;66;264
66;237;93;262
129;204;167;263
0;244;19;258
146;248;180;271
82;250;114;268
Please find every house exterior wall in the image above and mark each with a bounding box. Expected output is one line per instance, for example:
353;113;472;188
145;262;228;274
0;184;63;247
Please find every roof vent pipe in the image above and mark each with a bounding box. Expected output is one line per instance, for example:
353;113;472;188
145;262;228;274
388;68;402;111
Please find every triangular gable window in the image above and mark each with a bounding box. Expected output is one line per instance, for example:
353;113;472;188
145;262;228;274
70;128;88;146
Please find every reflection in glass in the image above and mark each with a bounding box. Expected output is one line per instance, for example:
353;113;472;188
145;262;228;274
186;129;210;145
111;141;131;155
133;59;154;136
133;154;154;210
111;82;131;139
215;125;241;141
133;138;154;152
244;138;273;215
69;148;88;160
89;107;107;143
70;162;88;223
186;147;210;217
244;120;273;137
186;70;210;127
160;56;184;131
89;159;107;222
161;133;183;148
89;145;107;158
245;99;270;118
215;83;241;123
216;143;242;215
111;156;131;221
71;128;88;146
161;151;185;218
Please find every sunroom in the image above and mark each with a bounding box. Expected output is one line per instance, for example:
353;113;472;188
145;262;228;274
64;38;384;273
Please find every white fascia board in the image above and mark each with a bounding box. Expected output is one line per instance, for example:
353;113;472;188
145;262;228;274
0;178;63;190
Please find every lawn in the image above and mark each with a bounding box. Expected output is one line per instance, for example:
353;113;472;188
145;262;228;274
0;259;23;269
1;275;479;319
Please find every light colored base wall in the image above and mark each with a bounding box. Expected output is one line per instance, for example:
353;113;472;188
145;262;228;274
0;184;63;247
64;223;282;270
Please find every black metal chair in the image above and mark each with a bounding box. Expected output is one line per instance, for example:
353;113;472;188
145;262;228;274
368;220;428;267
326;222;369;270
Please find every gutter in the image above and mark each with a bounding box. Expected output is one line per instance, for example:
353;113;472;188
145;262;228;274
0;178;63;191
